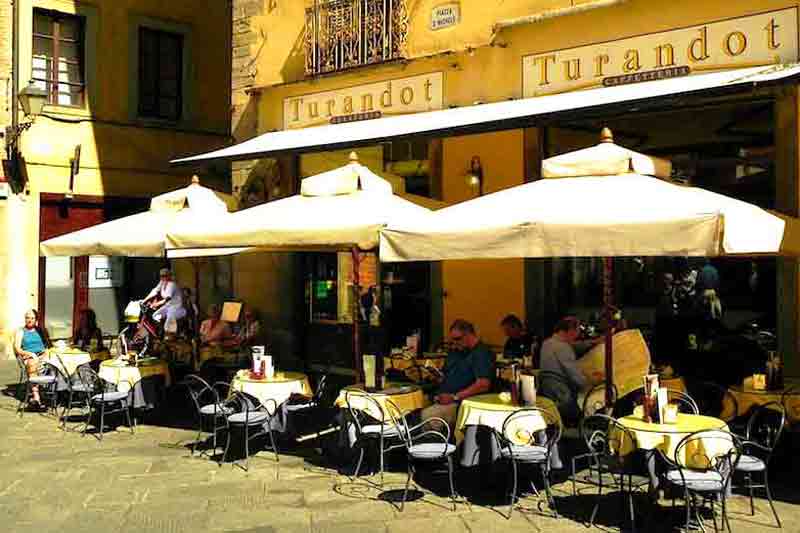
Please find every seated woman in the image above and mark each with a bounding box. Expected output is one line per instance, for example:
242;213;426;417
199;304;232;346
73;308;104;352
13;309;53;405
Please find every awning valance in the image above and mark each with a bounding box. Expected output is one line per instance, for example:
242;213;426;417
173;64;800;165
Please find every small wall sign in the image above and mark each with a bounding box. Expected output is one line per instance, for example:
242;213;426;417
431;3;459;31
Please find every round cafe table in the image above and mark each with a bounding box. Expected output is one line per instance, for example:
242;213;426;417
335;382;429;421
98;358;172;408
614;413;730;490
455;393;562;468
43;348;91;376
723;377;800;423
230;369;312;408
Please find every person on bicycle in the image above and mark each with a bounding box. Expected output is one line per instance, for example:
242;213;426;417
143;268;185;336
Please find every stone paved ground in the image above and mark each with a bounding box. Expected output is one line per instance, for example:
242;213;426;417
1;361;798;533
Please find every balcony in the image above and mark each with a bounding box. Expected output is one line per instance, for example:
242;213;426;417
305;0;409;76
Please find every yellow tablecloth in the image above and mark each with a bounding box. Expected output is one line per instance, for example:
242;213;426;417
230;370;312;408
335;382;429;421
98;358;172;391
455;393;561;444
42;348;91;375
723;377;800;422
195;344;240;370
615;413;729;468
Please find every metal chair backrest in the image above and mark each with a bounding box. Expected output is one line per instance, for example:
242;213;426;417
579;413;636;459
230;390;277;423
313;375;329;406
745;401;785;455
689;380;738;420
500;407;562;452
184;374;223;414
583;382;618;417
672;429;742;487
343;388;387;435
75;365;103;395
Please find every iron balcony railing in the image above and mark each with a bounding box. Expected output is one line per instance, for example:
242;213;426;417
305;0;409;76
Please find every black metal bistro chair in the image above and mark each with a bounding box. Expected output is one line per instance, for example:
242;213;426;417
734;401;785;528
574;414;648;532
344;388;406;487
78;366;136;441
52;355;93;431
391;403;458;512
661;429;742;533
183;374;236;461
15;354;58;417
224;390;279;472
495;407;562;519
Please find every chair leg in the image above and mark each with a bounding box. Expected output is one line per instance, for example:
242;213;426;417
571;457;578;496
243;424;250;472
353;445;365;480
747;473;755;516
447;455;457;512
763;471;782;528
401;461;414;512
626;475;636;533
542;465;557;518
221;426;232;467
590;466;604;526
98;402;106;441
684;489;693;533
507;459;518;520
124;403;134;434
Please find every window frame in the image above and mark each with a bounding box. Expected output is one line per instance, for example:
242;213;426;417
31;8;86;108
137;26;184;121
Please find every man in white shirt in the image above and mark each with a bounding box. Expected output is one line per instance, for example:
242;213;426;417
143;268;185;335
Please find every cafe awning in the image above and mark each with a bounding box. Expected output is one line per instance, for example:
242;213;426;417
172;64;800;165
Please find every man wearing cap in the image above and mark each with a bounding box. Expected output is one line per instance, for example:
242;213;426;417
143;268;185;336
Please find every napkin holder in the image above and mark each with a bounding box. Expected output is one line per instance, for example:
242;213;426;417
250;346;265;379
519;372;537;406
363;354;377;389
264;355;275;380
663;402;679;424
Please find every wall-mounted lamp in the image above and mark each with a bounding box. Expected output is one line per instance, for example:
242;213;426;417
18;81;48;118
466;155;483;196
3;81;48;193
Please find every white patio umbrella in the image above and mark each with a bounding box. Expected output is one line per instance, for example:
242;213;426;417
40;177;240;258
380;129;800;402
165;153;438;376
165;153;435;253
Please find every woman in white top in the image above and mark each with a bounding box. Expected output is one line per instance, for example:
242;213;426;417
143;268;186;334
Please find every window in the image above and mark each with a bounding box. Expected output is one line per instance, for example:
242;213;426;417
32;9;85;107
138;27;183;120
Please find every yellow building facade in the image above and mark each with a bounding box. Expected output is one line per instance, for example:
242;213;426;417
0;0;231;357
230;0;800;372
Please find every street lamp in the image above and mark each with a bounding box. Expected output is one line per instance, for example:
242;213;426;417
3;82;47;193
18;81;48;119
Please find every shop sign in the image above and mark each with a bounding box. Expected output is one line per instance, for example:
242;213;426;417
522;8;798;97
284;72;444;130
431;4;460;31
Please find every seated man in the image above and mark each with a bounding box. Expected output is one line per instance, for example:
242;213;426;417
539;316;600;425
421;319;493;434
224;305;261;350
199;304;232;346
500;314;533;359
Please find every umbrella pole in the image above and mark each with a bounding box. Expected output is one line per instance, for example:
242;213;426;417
603;257;615;406
351;247;362;382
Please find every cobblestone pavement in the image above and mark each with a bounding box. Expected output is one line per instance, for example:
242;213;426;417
1;361;798;533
